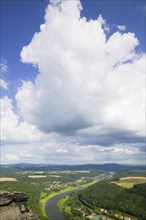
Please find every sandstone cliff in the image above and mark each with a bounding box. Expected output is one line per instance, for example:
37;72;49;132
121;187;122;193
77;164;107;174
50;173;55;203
0;191;39;220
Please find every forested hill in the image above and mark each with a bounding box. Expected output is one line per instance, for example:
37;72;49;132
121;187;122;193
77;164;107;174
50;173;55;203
78;181;146;220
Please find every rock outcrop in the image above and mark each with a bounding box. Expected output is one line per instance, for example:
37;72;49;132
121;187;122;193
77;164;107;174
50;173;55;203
0;191;39;220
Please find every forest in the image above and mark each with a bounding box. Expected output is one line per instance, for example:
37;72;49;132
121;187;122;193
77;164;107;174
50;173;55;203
77;181;146;219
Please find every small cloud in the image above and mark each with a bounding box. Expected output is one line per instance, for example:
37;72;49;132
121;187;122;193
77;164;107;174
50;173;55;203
0;79;8;89
0;59;8;89
117;25;126;32
56;147;68;153
98;14;105;26
0;59;8;74
98;14;110;33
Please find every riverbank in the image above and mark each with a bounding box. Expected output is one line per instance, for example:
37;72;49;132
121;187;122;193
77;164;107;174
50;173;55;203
40;186;75;217
45;190;76;220
40;179;97;218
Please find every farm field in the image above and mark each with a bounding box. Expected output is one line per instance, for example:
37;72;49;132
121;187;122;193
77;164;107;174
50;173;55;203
28;175;47;178
111;176;146;188
0;177;18;182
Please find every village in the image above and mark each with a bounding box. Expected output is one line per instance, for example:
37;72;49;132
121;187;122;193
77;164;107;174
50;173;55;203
76;207;137;220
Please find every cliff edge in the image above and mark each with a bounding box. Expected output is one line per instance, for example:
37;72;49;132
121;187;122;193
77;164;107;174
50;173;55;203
0;190;39;220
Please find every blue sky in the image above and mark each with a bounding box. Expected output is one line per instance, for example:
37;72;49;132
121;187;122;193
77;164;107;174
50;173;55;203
1;0;145;98
1;0;47;97
0;0;145;164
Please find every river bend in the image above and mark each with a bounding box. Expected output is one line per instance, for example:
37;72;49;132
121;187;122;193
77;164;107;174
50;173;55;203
45;190;75;220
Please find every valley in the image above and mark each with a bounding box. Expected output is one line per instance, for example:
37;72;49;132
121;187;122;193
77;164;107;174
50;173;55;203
0;164;145;220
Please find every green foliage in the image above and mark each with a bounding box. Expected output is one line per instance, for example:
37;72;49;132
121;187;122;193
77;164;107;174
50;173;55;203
78;181;146;220
110;169;146;181
1;166;145;220
128;183;146;199
0;166;19;177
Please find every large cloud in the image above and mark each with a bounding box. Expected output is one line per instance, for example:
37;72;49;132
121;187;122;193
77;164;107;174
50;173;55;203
17;0;145;142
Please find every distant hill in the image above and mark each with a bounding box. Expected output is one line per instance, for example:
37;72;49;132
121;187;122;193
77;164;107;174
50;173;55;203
1;163;145;172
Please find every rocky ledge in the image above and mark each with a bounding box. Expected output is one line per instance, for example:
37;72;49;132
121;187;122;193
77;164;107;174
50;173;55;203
0;191;39;220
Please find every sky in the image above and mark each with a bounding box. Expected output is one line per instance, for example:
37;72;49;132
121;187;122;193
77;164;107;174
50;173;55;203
0;0;146;165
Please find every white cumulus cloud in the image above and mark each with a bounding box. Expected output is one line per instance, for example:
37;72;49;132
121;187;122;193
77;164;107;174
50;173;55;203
1;96;44;144
117;25;126;31
0;59;8;89
18;0;144;139
0;79;8;89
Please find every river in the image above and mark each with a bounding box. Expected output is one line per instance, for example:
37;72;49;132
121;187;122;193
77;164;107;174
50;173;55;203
45;190;77;220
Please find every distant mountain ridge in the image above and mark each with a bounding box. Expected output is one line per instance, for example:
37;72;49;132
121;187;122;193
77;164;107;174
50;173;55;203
1;163;145;172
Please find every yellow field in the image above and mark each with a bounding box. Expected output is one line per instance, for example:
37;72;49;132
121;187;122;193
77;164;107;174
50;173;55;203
120;177;146;180
112;176;146;188
28;175;47;178
34;171;44;175
0;177;18;182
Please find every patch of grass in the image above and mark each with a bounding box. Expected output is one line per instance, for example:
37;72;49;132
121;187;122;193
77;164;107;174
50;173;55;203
58;195;69;209
58;196;71;216
49;175;61;178
64;205;71;215
40;192;48;199
80;179;97;188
